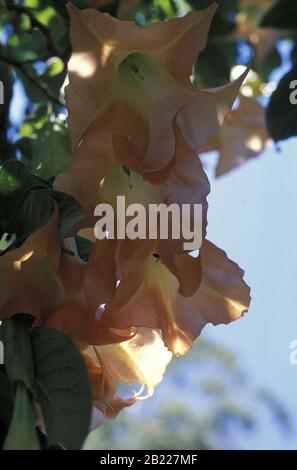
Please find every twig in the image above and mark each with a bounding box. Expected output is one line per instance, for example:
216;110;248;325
0;54;64;107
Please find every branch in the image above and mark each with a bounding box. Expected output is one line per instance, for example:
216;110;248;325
0;54;64;107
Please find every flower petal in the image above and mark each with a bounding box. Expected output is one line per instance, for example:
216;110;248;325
99;240;250;355
66;4;247;173
201;95;270;176
54;132;115;225
83;328;172;416
180;239;251;333
99;246;200;354
0;207;63;321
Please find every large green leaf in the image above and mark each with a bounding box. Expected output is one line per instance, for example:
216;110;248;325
3;382;40;450
266;62;297;142
0;317;39;450
0;315;35;395
75;235;93;261
0;371;13;426
19;189;84;240
0;160;47;236
32;327;92;450
48;190;84;239
31;122;72;180
15;191;53;242
0;160;84;243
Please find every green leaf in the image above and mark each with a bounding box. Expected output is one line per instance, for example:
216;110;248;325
14;190;54;242
0;160;43;198
75;235;93;261
32;327;92;450
35;6;56;26
0;160;47;236
49;190;84;239
19;189;84;240
0;371;13;426
156;0;176;17
0;233;15;253
0;315;35;395
3;382;40;450
266;62;297;142
7;29;46;62
47;57;64;76
0;160;83;242
31;122;72;180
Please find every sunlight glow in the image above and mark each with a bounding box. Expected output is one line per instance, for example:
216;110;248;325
13;251;34;271
246;135;263;152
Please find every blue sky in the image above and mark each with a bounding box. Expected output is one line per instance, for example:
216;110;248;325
205;137;297;449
